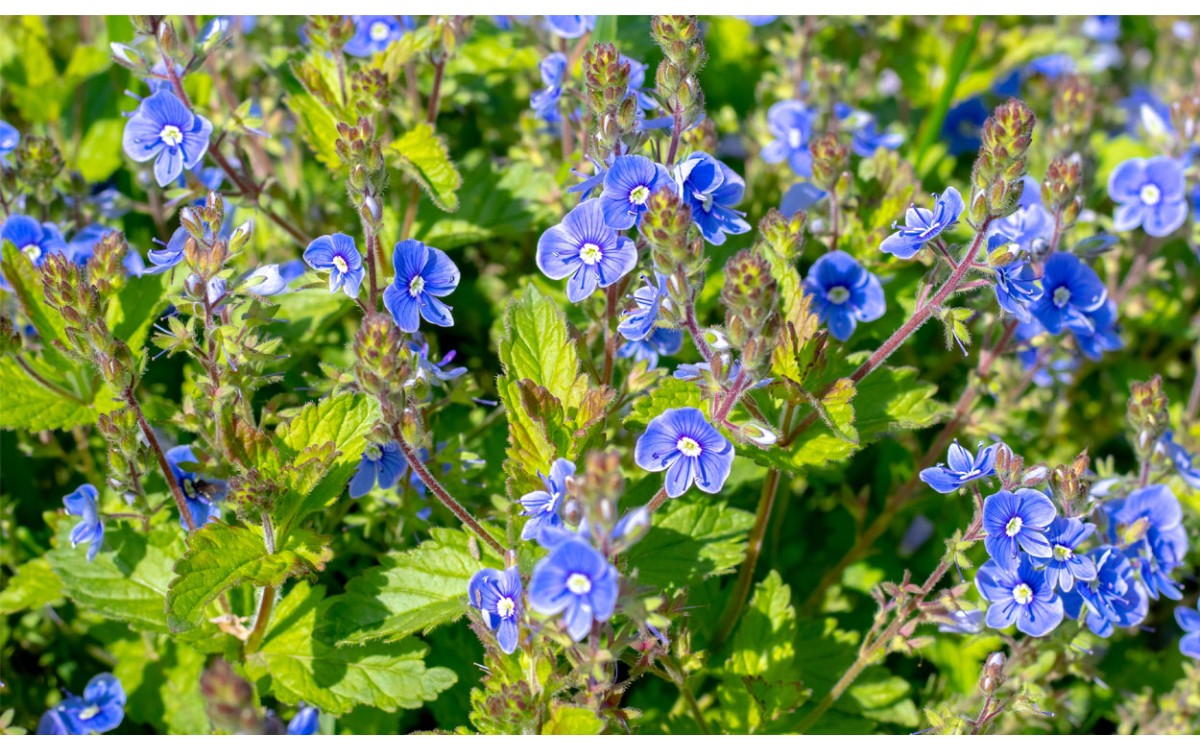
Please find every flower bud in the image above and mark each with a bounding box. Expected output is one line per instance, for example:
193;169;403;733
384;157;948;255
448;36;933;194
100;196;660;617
979;651;1006;694
1127;375;1169;456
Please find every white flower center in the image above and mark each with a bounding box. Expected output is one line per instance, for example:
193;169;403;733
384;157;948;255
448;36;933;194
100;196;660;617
159;125;183;147
409;275;426;297
630;185;651;205
1053;544;1073;562
497;597;515;618
78;705;101;721
960;468;981;480
21;243;42;262
676;436;702;457
1052;286;1071;307
333;255;349;274
566;573;592;595
1005;516;1023;537
1139;183;1161;206
826;285;851;304
365;444;382;461
787;128;803;149
370;21;391;41
580;242;603;265
1012;583;1034;605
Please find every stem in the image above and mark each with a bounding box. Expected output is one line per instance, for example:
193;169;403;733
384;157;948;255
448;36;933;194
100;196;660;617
156;26;192;110
713;466;783;646
678;679;712;734
244;584;276;653
390;426;506;556
665;107;683;167
364;224;379;309
207;145;310;245
646;487;670;514
682;293;715;364
125;387;196;531
601;285;618;386
829;198;840;251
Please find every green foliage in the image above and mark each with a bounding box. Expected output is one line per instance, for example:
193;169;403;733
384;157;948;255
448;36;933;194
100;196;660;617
626;498;755;590
0;557;64;614
388;123;463;213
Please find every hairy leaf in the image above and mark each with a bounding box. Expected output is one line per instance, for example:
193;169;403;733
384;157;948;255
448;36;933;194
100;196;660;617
389;122;462;212
625;498;755;589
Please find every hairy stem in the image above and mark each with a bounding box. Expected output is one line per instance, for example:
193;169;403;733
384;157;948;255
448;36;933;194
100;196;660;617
713;465;783;646
125;387;196;531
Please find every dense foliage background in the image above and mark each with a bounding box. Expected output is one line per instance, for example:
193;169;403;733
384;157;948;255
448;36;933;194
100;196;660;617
1;14;1198;735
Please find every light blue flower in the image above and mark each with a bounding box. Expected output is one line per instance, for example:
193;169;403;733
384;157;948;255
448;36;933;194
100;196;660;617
635;407;734;498
531;53;567;123
975;556;1064;637
618;273;669;342
287;705;320;735
919;440;1001;494
761;100;816;176
122;90;213;187
1177;606;1200;659
1030;252;1107;335
1032;517;1098;592
981;489;1056;562
537;199;637;303
879;188;964;259
674;152;751;245
38;673;126;735
528;537;616;641
303;233;364;299
599;155;673;231
0;119;19;161
519;458;574;543
618;327;684;370
544;16;595;39
802;250;886;341
1061;547;1149;637
344;15;415;57
64;484;104;562
383;240;460;332
469;565;523;653
349;442;406;499
1108;156;1188;238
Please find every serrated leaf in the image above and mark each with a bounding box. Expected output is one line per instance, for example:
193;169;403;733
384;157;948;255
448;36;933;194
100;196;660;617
542;705;605;734
243;581;457;714
111;636;209;735
47;519;184;633
324;528;503;646
625;376;705;429
625;498;755;589
388;122;462;212
285;92;341;169
0;358;96;431
167;523;332;633
0;557;64;614
1;246;76;372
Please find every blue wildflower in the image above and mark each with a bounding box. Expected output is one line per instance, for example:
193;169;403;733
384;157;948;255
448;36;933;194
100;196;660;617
599;155;673;231
1082;16;1120;43
0;119;19;161
618;273;669;342
519;458;574;543
1071;299;1122;361
761;100;816;176
802;250;886;341
303;233;365;298
344;15;414;57
537;199;637;303
735;15;779;26
383;239;460;332
850;118;905;158
1030;252;1107;335
982;488;1056;562
165;445;221;529
1108;156;1188;238
919;440;1001;494
1;216;67;287
975;556;1064;637
618;327;684;370
1034;517;1098;592
942;98;989;155
245;260;306;296
349;442;406;499
937;608;986;635
528;537;617;641
468;566;524;653
37;673;126;735
64;484;104;562
622;56;657;112
993;260;1042;324
879;187;964;259
635;407;734;498
1061;546;1149;637
405;337;468;387
674;152;751;245
1107;484;1188;600
544;15;595;38
122;90;213;187
992;203;1054;252
780;182;827;214
1177;607;1200;659
531;53;567;123
287;706;320;735
1024;54;1076;79
1159;430;1200;491
1118;87;1175;138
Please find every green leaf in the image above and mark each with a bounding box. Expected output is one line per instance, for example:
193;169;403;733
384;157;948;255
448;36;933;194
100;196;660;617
47;520;185;633
388;122;462;212
324;528;501;646
0;557;64;614
108;270;171;353
0;358;96;432
111;636;210;735
625;376;705;430
285;93;341;169
542;705;606;734
75;118;126;183
167;523;332;633
625;498;755;590
591;16;618;44
243;581;457;714
1;246;76;372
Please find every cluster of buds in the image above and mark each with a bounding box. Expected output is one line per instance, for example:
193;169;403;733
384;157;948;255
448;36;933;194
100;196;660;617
992;443;1050;491
348;67;391;118
97;408;151;499
758;208;807;262
583;43;637;155
354;313;410;421
179;192;248;290
303;15;356;55
40;253;135;392
336;118;387;234
86;231;132;297
573;451;650;557
1041;156;1084;229
968;99;1036;223
1169;87;1200;146
1127;375;1169;460
721;249;779;371
1050;449;1091;517
10;136;64;206
809;132;850;196
1048;74;1096;152
651;15;706;134
979;651;1007;695
641;187;702;274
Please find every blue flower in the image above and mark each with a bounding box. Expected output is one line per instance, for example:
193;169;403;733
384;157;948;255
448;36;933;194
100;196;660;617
635;407;734;498
1033;517;1098;592
64;484;104;562
1061;547;1148;637
1071;299;1122;361
1108;156;1188;238
0;119;19;161
734;15;779;26
37;673;126;735
531;53;567;123
349;442;406;499
1107;484;1188;600
618;273;669;342
780;182;827;214
165;445;221;529
1029;252;1107;335
850;118;905;158
618;327;684;370
1177;606;1200;659
673;152;751;245
519;458;574;543
528;537;617;641
122;90;213;187
982;488;1056;561
802;250;886;341
468;565;524;653
1118;88;1175;138
344;15;414;57
992;203;1054;252
245;260;306;296
1083;15;1121;43
975;556;1064;637
1;216;67;288
147;226;190;272
383;239;460;332
599;155;673;231
942;98;989;155
287;706;320;735
622;56;657;112
761;100;816;176
1159;430;1200;491
992;258;1042;324
937;608;986;635
879;187;964;259
303;233;364;298
1024;54;1075;79
919;440;1001;494
537;199;637;303
405;337;468;387
544;15;595;39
